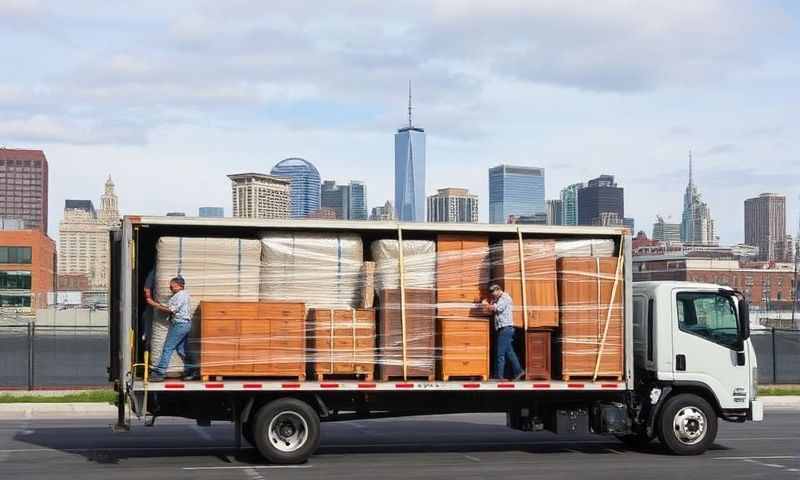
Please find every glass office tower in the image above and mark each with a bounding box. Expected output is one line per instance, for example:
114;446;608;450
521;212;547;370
488;165;545;224
270;157;321;218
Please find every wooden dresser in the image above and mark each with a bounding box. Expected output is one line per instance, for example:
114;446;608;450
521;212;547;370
525;330;551;380
377;288;436;381
199;301;306;380
307;308;376;380
437;306;490;381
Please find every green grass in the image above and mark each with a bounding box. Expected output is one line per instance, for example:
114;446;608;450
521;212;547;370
0;390;116;404
759;386;800;396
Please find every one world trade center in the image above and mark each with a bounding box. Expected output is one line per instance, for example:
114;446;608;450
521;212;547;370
394;84;426;222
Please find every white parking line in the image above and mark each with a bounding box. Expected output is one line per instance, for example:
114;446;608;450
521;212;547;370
712;456;800;460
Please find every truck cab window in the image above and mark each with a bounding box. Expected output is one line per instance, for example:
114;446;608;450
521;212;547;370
676;292;740;350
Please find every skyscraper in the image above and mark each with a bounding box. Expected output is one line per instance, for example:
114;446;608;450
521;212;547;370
98;176;120;226
488;165;545;224
270;157;321;218
199;207;224;218
680;152;718;245
560;183;583;226
744;193;788;262
228;173;291;219
577;175;624;226
320;180;368;220
370;201;394;221
546;199;563;225
394;84;426;222
0;148;48;233
427;187;479;223
652;215;681;242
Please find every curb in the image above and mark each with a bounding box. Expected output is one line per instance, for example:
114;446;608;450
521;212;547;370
0;402;116;419
760;395;800;410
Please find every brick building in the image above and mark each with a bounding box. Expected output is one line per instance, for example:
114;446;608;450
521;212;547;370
634;255;796;308
0;229;56;310
0;148;49;233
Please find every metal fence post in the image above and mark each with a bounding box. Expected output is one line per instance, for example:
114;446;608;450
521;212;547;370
771;327;777;385
27;321;35;391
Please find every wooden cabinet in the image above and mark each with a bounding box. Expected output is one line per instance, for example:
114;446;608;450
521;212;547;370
490;239;558;328
437;317;490;381
436;234;490;304
377;288;436;381
525;330;551;380
308;308;376;380
199;301;305;380
556;257;623;380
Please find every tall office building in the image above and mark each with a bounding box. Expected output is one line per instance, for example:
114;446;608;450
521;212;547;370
652;215;681;242
370;201;394;221
744;193;788;262
577;175;624;226
0;148;48;233
427;188;479;223
546;199;563;226
560;183;583;226
680;153;717;245
199;207;224;218
228;173;291;219
270;157;321;218
488;165;545;224
320;180;368;220
58;178;121;290
394;84;426;221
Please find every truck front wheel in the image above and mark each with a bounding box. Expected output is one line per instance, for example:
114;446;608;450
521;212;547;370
657;393;717;455
252;398;321;464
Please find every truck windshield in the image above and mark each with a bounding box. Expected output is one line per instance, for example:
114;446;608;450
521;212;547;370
676;292;740;350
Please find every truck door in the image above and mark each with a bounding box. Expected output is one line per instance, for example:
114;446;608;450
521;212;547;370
672;290;749;410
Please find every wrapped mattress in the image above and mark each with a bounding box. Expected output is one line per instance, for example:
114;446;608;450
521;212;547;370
151;237;261;374
371;239;436;292
260;232;364;308
555;239;615;257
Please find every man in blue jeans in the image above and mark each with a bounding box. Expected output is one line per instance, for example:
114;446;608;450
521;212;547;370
485;284;525;381
149;276;197;382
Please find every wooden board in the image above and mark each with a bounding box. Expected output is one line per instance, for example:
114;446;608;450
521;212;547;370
490;239;558;328
436;234;490;304
377;288;436;380
437;317;490;381
199;301;306;379
556;257;623;380
307;308;376;380
525;330;551;380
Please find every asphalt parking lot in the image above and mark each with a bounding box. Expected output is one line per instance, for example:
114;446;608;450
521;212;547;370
0;410;798;479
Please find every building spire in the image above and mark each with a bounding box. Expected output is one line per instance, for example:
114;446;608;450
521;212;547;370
408;80;413;128
688;149;693;186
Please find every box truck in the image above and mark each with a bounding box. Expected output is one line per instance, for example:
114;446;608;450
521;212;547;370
108;216;762;463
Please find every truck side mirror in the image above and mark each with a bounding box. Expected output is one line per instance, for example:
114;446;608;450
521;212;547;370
737;297;750;341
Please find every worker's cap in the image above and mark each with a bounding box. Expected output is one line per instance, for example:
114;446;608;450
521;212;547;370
170;276;186;287
489;284;502;292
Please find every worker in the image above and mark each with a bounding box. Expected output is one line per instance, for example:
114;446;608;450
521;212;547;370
149;276;197;382
485;284;525;380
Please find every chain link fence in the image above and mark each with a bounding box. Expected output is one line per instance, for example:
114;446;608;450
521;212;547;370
751;328;800;384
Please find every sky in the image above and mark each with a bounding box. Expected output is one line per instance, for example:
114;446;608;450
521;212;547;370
1;0;799;245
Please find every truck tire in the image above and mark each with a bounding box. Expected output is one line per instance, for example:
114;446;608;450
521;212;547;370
657;393;717;455
252;398;320;464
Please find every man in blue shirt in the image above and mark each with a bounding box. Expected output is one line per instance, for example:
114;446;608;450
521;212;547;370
486;284;525;381
149;276;197;382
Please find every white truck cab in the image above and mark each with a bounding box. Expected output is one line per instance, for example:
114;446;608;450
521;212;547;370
630;282;763;454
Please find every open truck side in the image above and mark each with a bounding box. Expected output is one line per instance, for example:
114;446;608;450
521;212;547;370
108;216;761;462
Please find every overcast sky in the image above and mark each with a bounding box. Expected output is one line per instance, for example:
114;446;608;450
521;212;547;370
2;0;799;244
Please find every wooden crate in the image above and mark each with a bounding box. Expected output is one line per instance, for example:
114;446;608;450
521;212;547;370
525;330;551;380
307;308;376;380
556;257;623;381
490;239;558;328
436;234;490;304
437;316;490;381
199;301;306;380
377;288;436;380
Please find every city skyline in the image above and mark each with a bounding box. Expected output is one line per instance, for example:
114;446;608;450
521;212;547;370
2;3;800;243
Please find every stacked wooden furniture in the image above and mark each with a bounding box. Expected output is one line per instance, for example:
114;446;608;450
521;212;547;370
556;256;624;381
435;234;491;381
307;308;376;380
377;288;436;381
199;301;306;380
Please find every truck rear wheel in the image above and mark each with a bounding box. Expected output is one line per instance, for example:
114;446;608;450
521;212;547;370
252;398;320;464
657;393;717;455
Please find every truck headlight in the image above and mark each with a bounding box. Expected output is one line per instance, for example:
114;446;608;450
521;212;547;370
752;367;758;400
